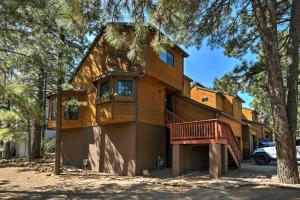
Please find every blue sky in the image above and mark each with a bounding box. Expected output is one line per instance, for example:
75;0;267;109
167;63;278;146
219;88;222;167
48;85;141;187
183;41;255;108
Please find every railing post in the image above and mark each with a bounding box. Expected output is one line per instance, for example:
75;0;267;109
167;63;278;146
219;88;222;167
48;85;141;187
215;121;219;139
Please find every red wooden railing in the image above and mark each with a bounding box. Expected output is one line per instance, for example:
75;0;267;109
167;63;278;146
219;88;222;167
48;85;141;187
165;109;241;168
218;121;241;166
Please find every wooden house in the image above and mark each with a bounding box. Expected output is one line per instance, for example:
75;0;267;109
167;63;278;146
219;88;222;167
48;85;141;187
242;108;273;158
190;83;245;153
48;23;242;178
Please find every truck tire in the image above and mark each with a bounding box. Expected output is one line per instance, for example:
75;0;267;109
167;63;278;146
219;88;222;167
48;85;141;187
254;153;271;165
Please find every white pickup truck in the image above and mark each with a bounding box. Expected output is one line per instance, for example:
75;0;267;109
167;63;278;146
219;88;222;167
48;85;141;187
254;137;300;165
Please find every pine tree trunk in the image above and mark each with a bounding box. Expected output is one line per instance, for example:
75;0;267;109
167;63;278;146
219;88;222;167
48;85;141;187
251;0;299;184
27;119;32;162
54;76;63;175
32;124;42;158
3;142;11;159
286;0;300;146
32;70;45;158
41;75;48;155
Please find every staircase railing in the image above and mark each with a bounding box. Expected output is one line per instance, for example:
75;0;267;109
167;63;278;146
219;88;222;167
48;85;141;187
218;121;241;167
165;109;185;124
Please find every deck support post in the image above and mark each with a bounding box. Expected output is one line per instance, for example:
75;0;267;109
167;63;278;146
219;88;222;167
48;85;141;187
209;143;222;178
221;144;228;174
172;144;181;176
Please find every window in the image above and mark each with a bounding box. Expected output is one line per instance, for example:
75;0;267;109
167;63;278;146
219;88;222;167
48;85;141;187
64;97;79;120
202;97;209;102
160;49;174;66
100;81;110;98
51;98;57;120
117;80;133;96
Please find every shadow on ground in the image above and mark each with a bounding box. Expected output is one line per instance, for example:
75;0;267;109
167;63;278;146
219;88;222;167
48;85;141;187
1;181;300;199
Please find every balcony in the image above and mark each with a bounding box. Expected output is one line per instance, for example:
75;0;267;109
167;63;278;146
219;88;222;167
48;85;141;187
165;109;241;168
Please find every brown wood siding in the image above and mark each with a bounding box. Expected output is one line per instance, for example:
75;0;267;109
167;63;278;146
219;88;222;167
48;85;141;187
242;108;252;121
232;98;243;119
69;30;144;127
137;75;166;126
190;87;217;108
182;76;191;97
135;122;166;174
173;96;216;121
216;95;224;111
146;34;184;91
222;94;233;116
218;115;243;149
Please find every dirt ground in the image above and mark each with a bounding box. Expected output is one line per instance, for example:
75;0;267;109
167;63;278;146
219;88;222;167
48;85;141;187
0;161;300;199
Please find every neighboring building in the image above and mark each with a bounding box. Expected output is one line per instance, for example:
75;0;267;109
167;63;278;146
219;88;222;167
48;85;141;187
190;82;246;157
242;108;272;158
15;139;29;157
47;23;242;178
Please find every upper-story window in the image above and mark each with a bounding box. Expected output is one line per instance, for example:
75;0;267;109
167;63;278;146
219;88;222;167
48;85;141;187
117;80;133;96
50;98;57;120
160;49;174;67
100;81;110;98
64;97;79;120
202;97;209;102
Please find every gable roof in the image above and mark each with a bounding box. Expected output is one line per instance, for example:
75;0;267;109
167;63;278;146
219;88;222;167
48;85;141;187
69;22;189;84
183;75;193;82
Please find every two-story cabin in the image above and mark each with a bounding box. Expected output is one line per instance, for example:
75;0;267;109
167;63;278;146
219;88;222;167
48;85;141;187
242;108;272;158
48;23;241;178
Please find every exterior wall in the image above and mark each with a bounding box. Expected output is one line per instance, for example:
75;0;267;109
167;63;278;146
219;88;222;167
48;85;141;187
232;98;243;120
182;76;191;97
242;108;259;122
61;127;97;169
72;31;144;89
190;86;217;108
222;94;233;116
96;101;135;124
137;75;166;126
135;122;166;174
173;144;209;175
61;123;136;176
218;115;243;149
242;108;253;121
173;96;217;121
242;125;251;160
216;95;224;111
146;34;184;91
